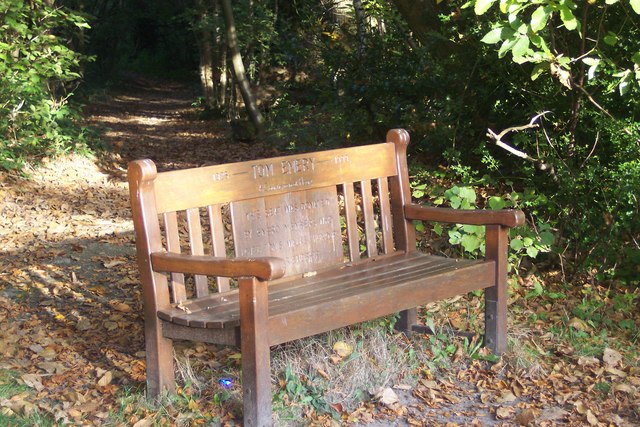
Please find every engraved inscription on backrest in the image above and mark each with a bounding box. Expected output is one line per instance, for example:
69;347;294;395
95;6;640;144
231;187;342;276
151;142;400;288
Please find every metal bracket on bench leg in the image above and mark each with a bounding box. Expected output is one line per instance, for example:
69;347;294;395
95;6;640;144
411;325;481;341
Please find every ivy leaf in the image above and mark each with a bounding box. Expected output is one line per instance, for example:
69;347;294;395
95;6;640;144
475;0;497;15
488;196;506;210
458;187;477;205
510;238;524;251
630;0;640;14
461;234;482;253
530;6;551;32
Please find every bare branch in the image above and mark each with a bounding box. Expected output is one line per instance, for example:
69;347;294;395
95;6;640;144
486;111;551;162
486;112;559;182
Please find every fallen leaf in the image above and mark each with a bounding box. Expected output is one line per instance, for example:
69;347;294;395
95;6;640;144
578;356;600;367
496;390;517;403
603;347;623;367
40;347;57;360
103;321;118;331
568;317;590;331
20;374;44;392
132;418;152;427
332;341;353;358
574;400;587;415
586;409;598;426
97;371;113;387
113;302;132;312
496;406;515;419
613;383;634;393
104;260;125;268
376;387;399;406
76;318;92;331
605;366;627;377
515;408;536;426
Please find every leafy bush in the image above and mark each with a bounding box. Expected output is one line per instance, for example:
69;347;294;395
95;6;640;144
0;0;91;170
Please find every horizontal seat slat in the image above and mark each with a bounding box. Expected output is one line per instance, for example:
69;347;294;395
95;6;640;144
157;253;494;334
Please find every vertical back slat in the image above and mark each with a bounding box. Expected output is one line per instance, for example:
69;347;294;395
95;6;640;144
186;208;209;297
207;204;230;292
163;212;187;303
360;180;378;257
377;177;394;254
343;183;360;261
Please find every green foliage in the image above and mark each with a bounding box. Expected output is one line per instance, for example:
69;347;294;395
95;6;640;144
473;0;640;95
0;0;91;170
418;182;553;266
275;365;329;414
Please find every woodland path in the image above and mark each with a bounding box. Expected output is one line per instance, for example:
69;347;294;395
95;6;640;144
1;80;635;426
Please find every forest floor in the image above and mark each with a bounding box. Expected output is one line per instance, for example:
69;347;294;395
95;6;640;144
1;79;638;427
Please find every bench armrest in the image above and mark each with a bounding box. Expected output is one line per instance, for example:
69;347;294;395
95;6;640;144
151;252;286;281
405;204;525;228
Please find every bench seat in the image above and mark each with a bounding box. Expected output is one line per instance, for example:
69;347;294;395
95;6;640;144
157;252;494;345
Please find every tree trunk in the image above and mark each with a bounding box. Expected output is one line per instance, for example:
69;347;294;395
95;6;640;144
221;0;264;137
352;0;366;57
197;0;216;109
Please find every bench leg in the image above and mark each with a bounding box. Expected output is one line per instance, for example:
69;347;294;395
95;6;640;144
144;318;175;398
395;308;417;336
484;225;509;354
239;277;272;426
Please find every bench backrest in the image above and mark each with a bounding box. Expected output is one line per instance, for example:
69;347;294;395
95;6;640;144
128;129;414;304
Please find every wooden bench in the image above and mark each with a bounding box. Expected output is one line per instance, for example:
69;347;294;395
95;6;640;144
127;129;524;426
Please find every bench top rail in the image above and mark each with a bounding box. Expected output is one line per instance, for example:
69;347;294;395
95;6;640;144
150;142;398;214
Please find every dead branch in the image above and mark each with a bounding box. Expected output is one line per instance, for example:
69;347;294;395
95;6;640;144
486;111;559;181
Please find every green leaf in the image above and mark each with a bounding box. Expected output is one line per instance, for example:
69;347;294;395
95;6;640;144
433;223;443;236
531;62;548;80
559;6;578;30
510;238;524;251
458;186;476;204
461;234;482;253
530;6;550;32
630;0;640;14
526;246;540;258
488;196;506;210
498;38;517;58
481;28;504;44
512;36;530;58
540;231;555;246
582;57;599;67
619;79;631;96
475;0;497;15
604;32;618;46
462;224;484;234
605;0;620;4
449;195;462;209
